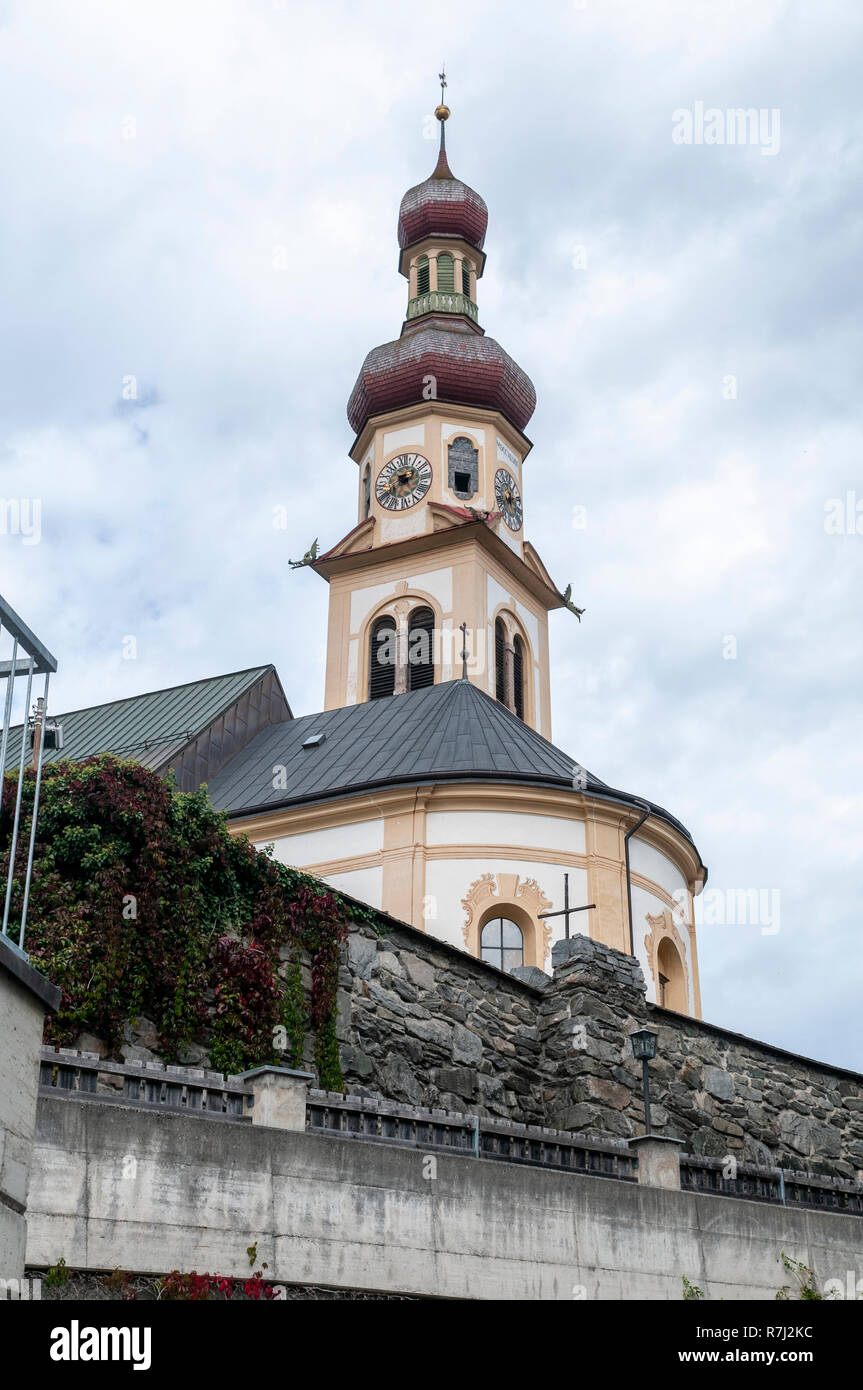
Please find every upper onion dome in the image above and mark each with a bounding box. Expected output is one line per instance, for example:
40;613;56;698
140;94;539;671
347;325;536;437
397;145;488;251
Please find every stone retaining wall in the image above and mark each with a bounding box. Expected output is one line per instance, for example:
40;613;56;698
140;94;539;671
73;909;863;1179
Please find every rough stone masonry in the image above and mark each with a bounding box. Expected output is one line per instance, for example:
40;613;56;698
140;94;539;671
109;913;863;1181
331;921;863;1180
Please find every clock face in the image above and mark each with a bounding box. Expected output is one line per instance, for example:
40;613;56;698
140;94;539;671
494;467;523;532
375;453;432;511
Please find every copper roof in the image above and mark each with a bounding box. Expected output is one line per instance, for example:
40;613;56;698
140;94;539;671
347;325;536;436
398;149;488;251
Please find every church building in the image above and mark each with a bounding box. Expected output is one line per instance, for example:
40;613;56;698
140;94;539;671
30;100;707;1017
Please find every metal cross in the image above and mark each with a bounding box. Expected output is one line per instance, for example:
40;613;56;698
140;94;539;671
459;621;469;680
538;872;596;939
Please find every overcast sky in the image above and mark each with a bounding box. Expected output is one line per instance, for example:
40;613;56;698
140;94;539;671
1;0;861;1068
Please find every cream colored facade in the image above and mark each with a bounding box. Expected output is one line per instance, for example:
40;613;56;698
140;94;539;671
233;782;705;1017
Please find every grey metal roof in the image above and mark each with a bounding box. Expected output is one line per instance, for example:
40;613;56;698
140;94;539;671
10;665;277;768
207;679;699;852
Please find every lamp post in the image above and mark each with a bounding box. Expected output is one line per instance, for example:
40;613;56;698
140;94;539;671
629;1027;658;1134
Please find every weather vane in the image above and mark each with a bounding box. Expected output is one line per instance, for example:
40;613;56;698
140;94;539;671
439;67;447;103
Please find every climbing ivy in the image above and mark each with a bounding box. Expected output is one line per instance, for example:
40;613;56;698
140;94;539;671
0;754;367;1089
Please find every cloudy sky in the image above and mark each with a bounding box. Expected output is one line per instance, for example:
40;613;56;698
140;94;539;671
1;0;861;1067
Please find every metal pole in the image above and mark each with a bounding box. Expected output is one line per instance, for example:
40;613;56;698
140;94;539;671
642;1056;652;1134
19;670;49;950
624;800;650;956
0;636;19;791
2;655;34;937
563;871;570;938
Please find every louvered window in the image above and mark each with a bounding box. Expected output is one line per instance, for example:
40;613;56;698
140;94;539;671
369;616;397;699
513;635;525;721
494;619;506;703
362;466;371;519
436;253;454;292
461;260;471;295
416;256;430;295
408;607;435;690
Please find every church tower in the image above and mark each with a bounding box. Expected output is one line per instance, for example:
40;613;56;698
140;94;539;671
209;89;707;1017
315;94;562;739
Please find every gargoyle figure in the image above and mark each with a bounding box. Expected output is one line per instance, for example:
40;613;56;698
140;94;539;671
562;583;586;621
289;539;319;569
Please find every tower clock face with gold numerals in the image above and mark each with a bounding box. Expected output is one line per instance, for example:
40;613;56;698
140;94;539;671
375;453;432;510
494;467;523;531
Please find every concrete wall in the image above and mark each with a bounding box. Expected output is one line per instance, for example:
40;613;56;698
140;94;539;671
0;936;60;1278
26;1095;863;1300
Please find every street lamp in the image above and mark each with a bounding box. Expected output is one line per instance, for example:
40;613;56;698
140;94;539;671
629;1027;658;1134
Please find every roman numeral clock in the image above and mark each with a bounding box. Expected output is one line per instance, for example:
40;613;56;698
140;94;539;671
375;453;432;511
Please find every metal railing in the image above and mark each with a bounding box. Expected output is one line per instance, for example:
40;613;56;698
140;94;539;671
0;593;57;954
680;1152;863;1217
406;291;478;322
306;1088;638;1181
39;1046;251;1122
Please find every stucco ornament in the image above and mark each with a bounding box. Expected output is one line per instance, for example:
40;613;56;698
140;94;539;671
644;908;690;1011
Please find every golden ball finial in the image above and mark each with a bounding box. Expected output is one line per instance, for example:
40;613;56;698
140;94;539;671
435;103;450;122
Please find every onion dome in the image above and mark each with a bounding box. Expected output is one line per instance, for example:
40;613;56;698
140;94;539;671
347;325;536;437
398;146;488;251
397;99;487;251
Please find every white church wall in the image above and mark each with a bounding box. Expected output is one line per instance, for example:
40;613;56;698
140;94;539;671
261;821;384;871
348;569;454;636
441;420;486;446
629;836;688;901
426;809;586;855
382;423;425;452
379;512;426;543
514;601;540;654
406;567;452;613
487;573;510;619
350;579;398;632
318;866;384;909
425;857;589;969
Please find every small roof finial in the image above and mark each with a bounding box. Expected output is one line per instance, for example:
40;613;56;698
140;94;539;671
435;66;450;145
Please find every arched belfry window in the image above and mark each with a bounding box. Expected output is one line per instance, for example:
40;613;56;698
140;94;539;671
408;607;435;690
481;917;524;974
436;253;454;292
416;256;430;295
495;618;530;721
362;465;371;520
369;616;397;700
461;259;471;296
494;619;506;703
513;635;525;721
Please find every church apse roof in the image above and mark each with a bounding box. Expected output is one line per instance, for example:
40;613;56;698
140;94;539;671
205;678;699;853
